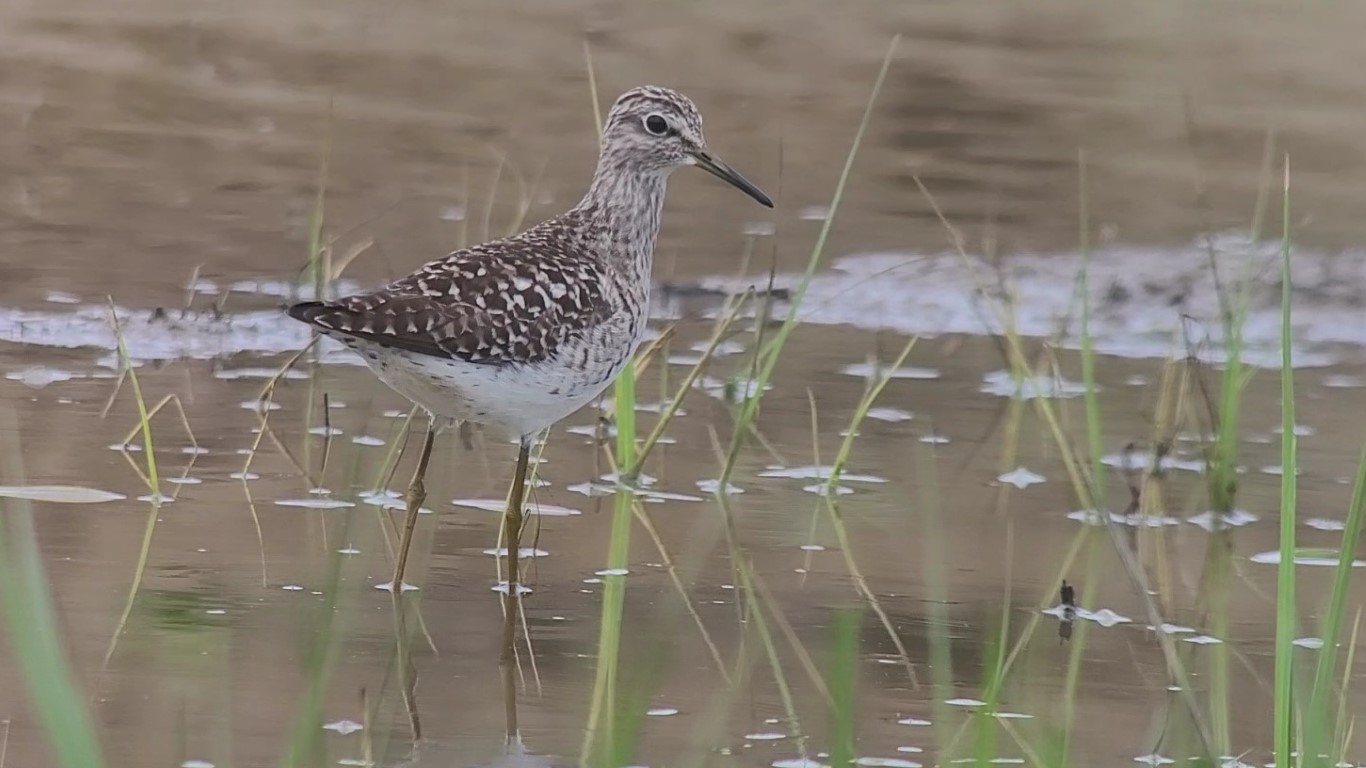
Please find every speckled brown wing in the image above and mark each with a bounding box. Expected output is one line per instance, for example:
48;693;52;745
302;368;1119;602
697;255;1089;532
287;237;613;366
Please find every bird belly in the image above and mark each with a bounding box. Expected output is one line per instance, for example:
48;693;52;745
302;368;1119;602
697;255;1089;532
345;338;631;440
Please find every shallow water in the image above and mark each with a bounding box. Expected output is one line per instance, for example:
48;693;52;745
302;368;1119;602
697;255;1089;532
2;1;1366;766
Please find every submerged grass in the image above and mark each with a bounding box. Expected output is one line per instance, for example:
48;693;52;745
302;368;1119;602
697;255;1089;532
0;416;106;768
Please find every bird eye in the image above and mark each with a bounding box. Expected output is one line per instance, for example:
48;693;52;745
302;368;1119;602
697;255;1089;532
643;113;669;136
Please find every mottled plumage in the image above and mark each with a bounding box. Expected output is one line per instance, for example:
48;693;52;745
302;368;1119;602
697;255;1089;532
288;85;771;441
285;85;772;590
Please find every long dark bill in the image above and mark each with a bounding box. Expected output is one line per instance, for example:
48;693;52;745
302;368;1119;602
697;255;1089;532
691;150;774;208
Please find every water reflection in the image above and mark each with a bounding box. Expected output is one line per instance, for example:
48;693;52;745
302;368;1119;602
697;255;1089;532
2;1;1366;766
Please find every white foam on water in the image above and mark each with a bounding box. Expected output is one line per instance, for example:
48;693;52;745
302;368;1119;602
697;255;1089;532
691;233;1366;367
4;234;1358;425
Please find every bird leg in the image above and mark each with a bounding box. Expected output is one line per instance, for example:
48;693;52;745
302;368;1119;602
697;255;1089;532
499;438;532;668
392;423;436;590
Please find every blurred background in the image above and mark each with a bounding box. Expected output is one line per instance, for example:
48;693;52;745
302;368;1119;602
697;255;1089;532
1;1;1365;767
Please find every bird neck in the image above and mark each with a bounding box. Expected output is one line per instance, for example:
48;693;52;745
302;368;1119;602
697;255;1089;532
574;154;669;282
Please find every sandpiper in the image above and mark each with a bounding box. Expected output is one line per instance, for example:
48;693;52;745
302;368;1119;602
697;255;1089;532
288;85;773;594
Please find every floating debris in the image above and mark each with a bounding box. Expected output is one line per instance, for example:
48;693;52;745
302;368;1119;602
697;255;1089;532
645;706;679;716
697;478;745;495
322;719;364;735
484;547;549;558
274;498;355;510
6;366;80;388
1271;423;1316;437
865;406;914;422
374;581;420;593
759;465;887;483
1250;550;1366;567
997;467;1045;489
841;362;941;380
696;374;771;402
1323;374;1365;388
746;732;787;741
981;370;1086;400
802;483;854;496
351;435;386;446
565;481;615;497
492;582;533;596
596;568;630;576
637;489;705;503
452;498;581;516
0;485;125;504
1067;509;1180;528
855;759;921;768
1101;452;1206;473
1305;518;1346;531
1293;637;1325;649
1186;509;1258;531
919;434;950;444
1042;605;1132;628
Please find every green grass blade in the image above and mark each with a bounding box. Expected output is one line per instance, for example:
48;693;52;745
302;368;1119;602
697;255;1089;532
0;418;107;768
1305;440;1366;760
829;609;860;767
719;35;899;482
1272;155;1296;768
